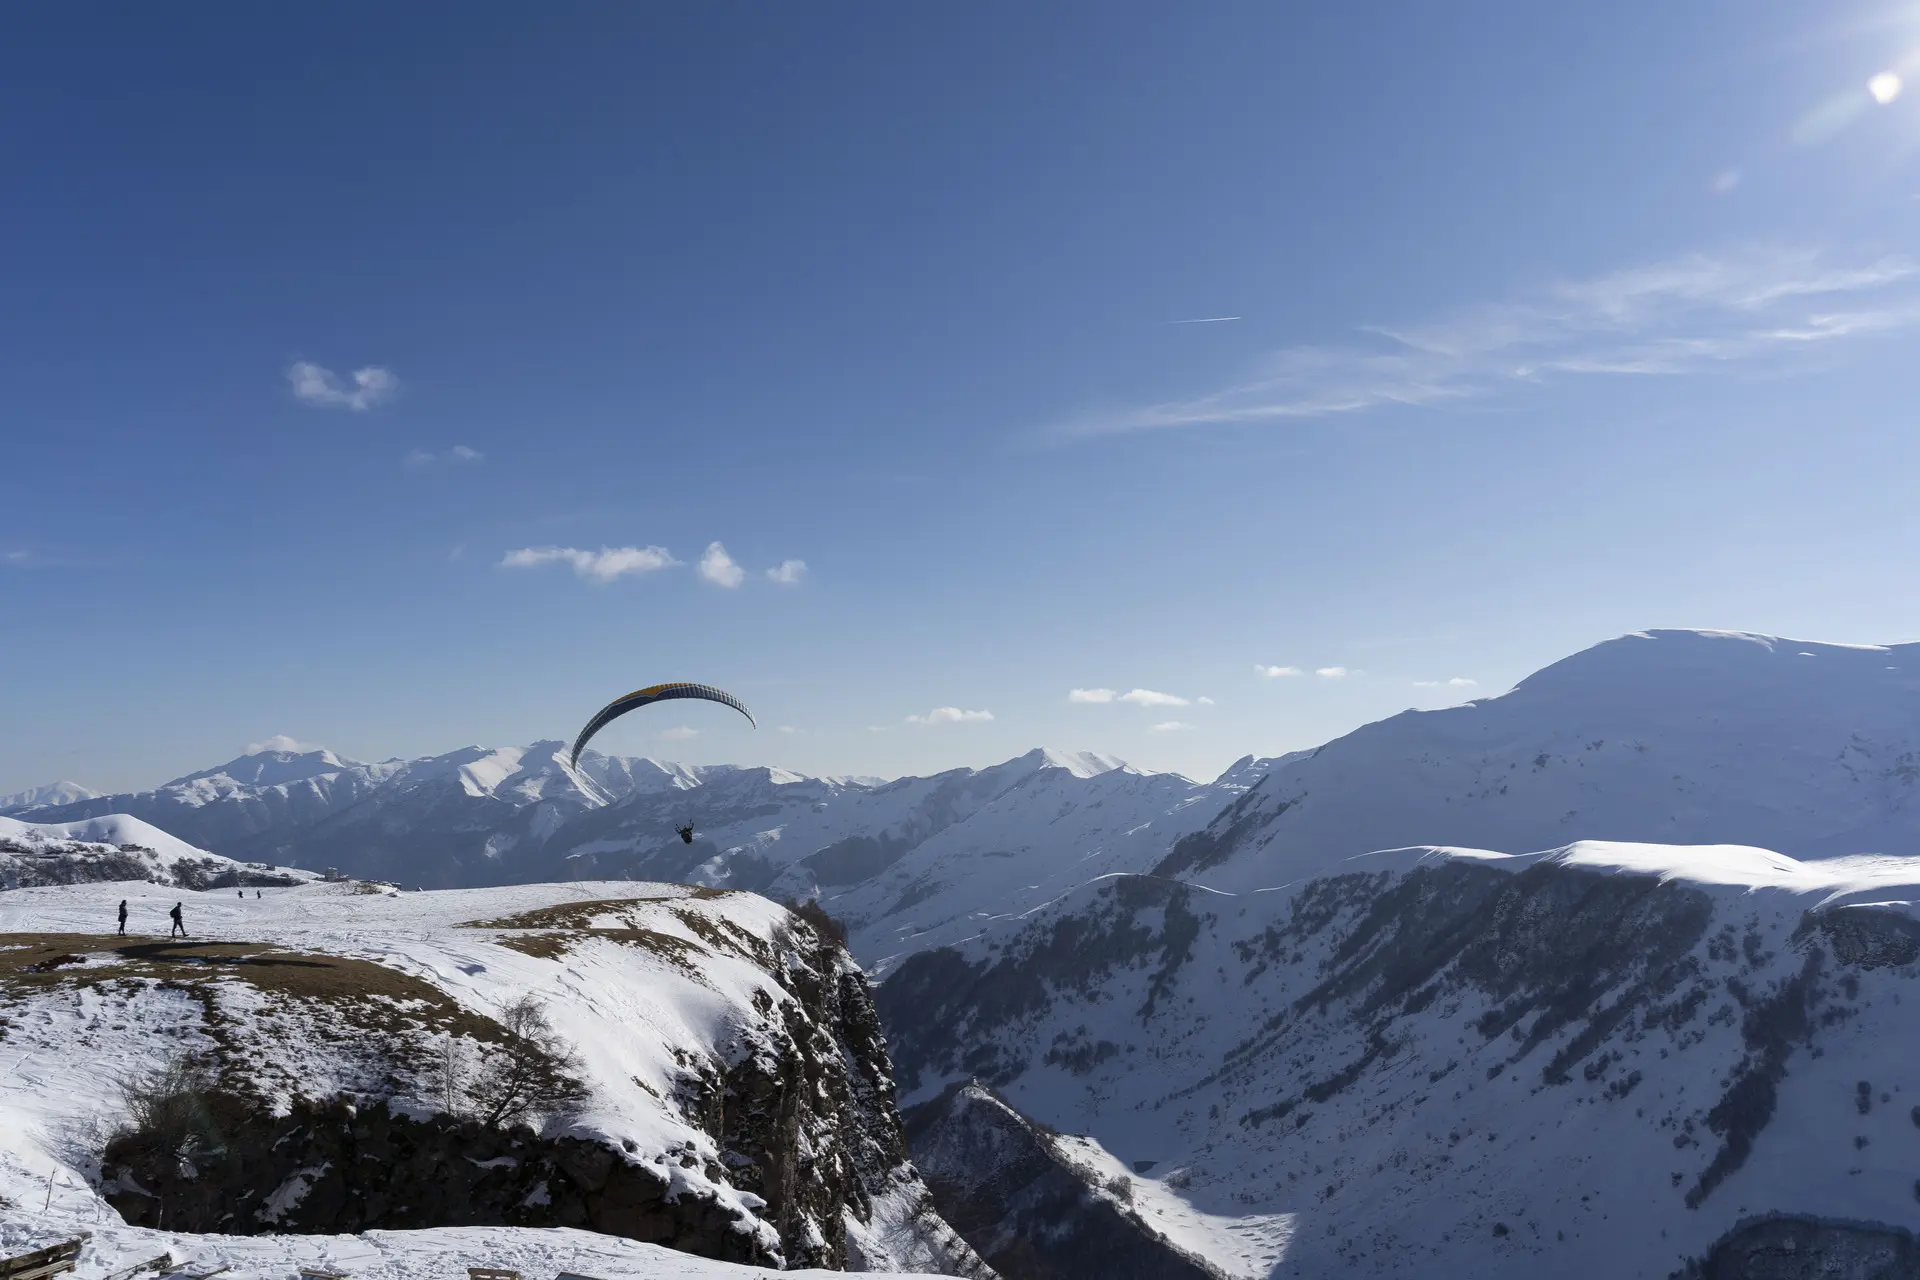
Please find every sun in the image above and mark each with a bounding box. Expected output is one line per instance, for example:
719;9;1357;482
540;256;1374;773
1869;71;1903;104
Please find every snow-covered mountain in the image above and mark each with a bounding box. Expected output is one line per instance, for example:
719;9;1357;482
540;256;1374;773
10;745;1277;969
0;814;313;890
878;841;1920;1279
0;780;98;813
1160;629;1920;893
0;877;989;1275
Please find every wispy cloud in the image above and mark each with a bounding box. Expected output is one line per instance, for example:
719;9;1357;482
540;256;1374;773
1316;667;1349;679
1068;688;1118;704
1196;696;1215;705
1147;720;1193;733
906;706;994;725
500;545;679;582
404;445;484;468
699;541;745;588
776;725;798;735
246;734;322;755
658;725;699;741
289;361;398;411
3;550;28;565
1415;677;1479;689
1254;664;1302;678
766;558;807;585
1119;688;1189;707
1056;247;1920;436
1170;316;1241;325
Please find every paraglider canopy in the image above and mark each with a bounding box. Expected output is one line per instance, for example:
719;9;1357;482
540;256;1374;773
568;682;755;770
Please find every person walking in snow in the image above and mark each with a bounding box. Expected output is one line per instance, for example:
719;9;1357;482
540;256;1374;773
117;900;128;936
168;902;186;938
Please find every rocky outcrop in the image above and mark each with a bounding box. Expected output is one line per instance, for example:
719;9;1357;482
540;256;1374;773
906;1082;1223;1280
91;907;988;1274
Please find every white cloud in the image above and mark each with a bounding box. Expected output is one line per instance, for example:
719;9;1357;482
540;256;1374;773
1119;688;1190;707
658;725;699;741
288;361;398;411
3;550;27;565
500;545;679;582
1054;247;1920;436
1448;676;1478;687
1197;696;1216;706
1255;664;1302;678
404;445;484;468
245;734;321;755
1147;720;1193;733
905;707;994;725
766;558;807;585
1316;667;1349;679
1068;688;1117;704
776;725;798;735
1412;680;1441;688
1415;676;1479;689
699;541;745;588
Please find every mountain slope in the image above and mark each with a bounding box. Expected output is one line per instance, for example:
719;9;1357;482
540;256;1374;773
0;879;989;1275
1160;630;1920;893
0;814;313;890
877;841;1920;1279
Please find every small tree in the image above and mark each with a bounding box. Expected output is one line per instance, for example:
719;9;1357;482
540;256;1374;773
467;996;590;1128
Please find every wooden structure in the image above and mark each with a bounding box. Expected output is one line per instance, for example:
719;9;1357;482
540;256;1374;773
466;1270;521;1280
0;1240;85;1280
101;1255;171;1280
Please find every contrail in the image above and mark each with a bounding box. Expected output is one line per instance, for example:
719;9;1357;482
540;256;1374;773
1170;316;1242;324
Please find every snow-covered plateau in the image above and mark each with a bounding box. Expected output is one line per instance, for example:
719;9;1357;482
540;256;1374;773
0;878;987;1277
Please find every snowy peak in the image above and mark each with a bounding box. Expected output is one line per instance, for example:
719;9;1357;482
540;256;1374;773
0;780;98;813
1157;627;1920;891
1030;748;1138;780
169;745;357;791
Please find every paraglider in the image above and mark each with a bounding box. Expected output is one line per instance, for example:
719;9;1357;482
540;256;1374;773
676;823;696;845
567;682;756;770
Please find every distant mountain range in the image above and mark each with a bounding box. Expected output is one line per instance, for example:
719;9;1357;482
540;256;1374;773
2;742;1286;969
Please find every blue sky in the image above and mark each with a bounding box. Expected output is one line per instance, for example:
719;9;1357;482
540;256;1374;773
6;2;1920;793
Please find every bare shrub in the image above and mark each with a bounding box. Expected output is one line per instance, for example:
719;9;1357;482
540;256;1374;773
112;1052;223;1167
466;996;590;1128
787;898;848;948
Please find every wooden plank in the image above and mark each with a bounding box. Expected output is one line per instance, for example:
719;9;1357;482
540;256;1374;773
102;1255;173;1280
1;1241;84;1280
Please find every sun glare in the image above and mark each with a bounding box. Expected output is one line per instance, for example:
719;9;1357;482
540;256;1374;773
1869;70;1902;104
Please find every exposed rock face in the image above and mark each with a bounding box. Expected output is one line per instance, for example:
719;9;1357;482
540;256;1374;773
876;847;1920;1279
1679;1214;1920;1279
101;1100;767;1262
907;1082;1224;1280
